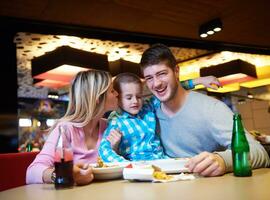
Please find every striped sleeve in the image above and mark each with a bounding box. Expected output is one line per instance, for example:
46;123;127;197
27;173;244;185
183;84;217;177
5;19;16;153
143;96;161;112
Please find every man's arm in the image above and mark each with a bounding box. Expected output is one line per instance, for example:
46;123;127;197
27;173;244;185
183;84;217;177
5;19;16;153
255;135;270;144
181;76;221;90
186;99;270;176
217;133;270;173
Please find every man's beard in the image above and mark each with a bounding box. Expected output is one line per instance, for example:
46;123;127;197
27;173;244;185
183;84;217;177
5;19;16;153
160;79;179;103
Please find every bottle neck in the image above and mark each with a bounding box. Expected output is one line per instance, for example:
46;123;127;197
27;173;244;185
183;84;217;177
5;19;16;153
234;120;244;132
233;114;245;135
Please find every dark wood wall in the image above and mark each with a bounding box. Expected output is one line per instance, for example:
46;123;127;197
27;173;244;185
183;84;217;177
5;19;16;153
0;30;18;153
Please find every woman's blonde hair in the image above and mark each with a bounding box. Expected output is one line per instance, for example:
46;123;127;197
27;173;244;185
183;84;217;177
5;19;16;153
57;70;112;127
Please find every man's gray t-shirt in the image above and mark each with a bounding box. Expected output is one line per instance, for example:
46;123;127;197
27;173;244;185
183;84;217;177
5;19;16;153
155;91;269;172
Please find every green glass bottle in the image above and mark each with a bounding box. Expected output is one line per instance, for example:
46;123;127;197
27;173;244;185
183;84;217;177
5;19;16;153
232;113;252;177
26;141;33;152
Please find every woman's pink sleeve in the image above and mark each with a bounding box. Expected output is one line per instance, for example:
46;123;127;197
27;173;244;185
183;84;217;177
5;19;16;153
26;126;59;184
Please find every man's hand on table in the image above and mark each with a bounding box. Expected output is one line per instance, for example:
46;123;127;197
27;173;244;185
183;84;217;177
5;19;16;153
185;152;226;177
73;163;94;186
255;135;270;144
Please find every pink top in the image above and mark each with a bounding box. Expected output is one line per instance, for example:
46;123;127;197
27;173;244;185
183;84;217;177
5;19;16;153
26;119;107;184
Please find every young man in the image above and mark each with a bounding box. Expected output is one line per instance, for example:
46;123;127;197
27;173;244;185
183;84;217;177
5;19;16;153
140;43;270;176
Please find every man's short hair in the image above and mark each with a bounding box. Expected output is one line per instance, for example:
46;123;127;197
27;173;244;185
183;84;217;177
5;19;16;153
140;43;177;71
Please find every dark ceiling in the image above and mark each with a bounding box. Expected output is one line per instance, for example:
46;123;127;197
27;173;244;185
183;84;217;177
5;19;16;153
1;0;270;50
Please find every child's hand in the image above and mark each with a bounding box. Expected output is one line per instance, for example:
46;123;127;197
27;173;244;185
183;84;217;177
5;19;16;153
194;76;221;90
106;129;122;151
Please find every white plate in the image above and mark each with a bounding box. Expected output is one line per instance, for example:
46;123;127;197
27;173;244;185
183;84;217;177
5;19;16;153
90;163;128;180
141;158;189;173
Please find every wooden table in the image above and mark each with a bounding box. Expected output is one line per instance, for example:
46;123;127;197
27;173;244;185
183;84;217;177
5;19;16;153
1;169;270;200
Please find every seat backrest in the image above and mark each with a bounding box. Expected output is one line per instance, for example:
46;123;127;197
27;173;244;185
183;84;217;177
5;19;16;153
0;151;38;191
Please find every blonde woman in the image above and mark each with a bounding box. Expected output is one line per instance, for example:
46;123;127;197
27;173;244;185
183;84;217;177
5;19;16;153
26;70;118;186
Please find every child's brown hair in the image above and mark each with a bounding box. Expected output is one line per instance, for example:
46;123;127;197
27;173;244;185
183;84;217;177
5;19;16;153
113;73;142;94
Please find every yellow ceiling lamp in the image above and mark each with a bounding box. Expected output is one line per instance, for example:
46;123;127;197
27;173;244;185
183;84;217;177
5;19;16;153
31;46;144;89
109;59;142;78
240;65;270;88
207;83;240;93
178;51;238;82
33;64;89;83
178;51;270;93
200;59;257;93
241;78;270;88
34;79;71;89
193;82;241;93
32;46;109;89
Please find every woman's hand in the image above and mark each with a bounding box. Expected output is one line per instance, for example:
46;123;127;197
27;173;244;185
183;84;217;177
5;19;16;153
193;76;221;90
73;163;94;186
42;167;55;183
106;129;122;151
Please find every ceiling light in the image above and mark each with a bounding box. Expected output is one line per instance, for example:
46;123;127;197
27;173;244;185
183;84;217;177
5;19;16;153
34;79;70;89
32;46;109;88
48;92;59;100
46;119;56;127
19;118;32;127
207;30;214;35
200;33;208;38
31;46;144;89
247;92;254;99
240;77;270;88
109;59;142;77
214;27;222;32
33;64;89;83
199;18;223;38
200;59;257;86
179;52;270;91
238;99;246;104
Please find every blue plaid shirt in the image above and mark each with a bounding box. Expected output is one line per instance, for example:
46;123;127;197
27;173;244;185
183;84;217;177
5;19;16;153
99;97;168;162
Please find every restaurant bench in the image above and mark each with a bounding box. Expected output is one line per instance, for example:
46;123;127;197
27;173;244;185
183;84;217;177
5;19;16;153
0;151;38;191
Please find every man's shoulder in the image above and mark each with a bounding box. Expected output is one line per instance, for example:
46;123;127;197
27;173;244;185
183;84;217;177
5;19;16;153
189;91;233;114
189;91;220;104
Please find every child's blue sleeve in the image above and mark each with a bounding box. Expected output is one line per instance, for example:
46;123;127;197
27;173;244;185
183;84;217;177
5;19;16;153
107;110;121;121
98;118;128;163
143;96;161;112
180;79;195;90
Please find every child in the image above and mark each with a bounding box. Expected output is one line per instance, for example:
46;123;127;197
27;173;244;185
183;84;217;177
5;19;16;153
98;73;220;162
